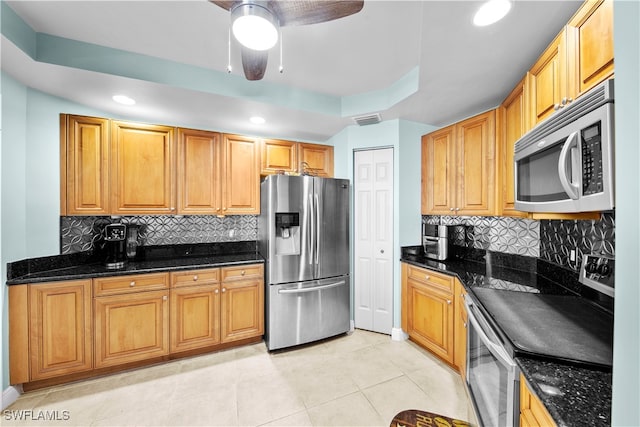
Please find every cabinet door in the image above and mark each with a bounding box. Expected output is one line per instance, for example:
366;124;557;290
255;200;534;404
520;374;558;427
221;134;260;215
528;30;568;126
298;142;334;177
498;82;530;218
29;280;93;380
567;0;614;97
406;279;454;364
111;121;175;214
170;284;221;352
453;281;468;377
261;139;298;175
422;126;456;215
177;128;222;214
220;275;264;343
456;110;496;216
94;290;169;368
63;115;110;215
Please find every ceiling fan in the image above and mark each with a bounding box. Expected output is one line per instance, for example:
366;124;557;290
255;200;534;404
211;1;365;80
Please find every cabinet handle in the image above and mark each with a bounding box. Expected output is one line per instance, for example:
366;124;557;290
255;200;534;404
214;289;219;294
463;322;467;328
162;295;168;301
193;275;198;281
447;299;452;305
129;281;136;287
222;288;226;293
241;270;246;276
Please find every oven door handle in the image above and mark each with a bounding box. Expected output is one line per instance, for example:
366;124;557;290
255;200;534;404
465;298;516;368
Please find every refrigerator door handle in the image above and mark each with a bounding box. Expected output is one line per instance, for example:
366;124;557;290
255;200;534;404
315;193;320;267
308;193;314;266
277;280;346;294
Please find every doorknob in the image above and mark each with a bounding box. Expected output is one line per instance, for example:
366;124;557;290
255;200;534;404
380;249;384;254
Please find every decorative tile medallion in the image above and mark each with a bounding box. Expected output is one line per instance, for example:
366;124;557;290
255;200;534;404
60;215;258;254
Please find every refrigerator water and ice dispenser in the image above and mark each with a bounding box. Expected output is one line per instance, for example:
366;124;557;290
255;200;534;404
275;212;300;255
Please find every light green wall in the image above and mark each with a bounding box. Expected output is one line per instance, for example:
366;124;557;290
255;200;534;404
611;1;640;424
329;119;433;328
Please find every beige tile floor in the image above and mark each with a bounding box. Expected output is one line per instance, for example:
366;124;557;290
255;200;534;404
3;330;477;427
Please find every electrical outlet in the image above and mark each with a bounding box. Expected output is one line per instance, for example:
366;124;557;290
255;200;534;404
228;229;236;238
570;249;576;262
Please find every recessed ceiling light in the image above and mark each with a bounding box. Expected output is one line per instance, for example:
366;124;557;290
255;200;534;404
250;116;266;124
473;0;512;26
112;95;136;105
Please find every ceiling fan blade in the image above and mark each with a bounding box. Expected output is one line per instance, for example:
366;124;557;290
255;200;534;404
241;46;269;81
271;1;364;26
209;1;236;12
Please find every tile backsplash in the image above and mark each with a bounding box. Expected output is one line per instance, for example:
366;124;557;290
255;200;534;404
60;215;258;254
423;212;615;273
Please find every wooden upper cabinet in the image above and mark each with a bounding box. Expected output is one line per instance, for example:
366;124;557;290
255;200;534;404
566;0;614;97
422;110;496;216
177;129;222;215
527;29;568;126
299;142;334;177
222;134;260;215
456;110;495;215
111;121;176;214
62;115;110;215
498;78;529;218
29;280;93;381
422;126;456;215
261;138;298;175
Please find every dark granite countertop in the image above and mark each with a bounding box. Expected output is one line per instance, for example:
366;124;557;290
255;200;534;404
400;245;613;427
6;241;264;285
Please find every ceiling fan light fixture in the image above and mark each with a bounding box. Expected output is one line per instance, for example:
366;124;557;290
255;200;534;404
473;0;512;26
231;3;279;51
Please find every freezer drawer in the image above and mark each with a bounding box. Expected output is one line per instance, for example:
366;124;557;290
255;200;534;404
266;276;350;351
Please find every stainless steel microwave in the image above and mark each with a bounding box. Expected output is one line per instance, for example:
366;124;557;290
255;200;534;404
514;79;614;213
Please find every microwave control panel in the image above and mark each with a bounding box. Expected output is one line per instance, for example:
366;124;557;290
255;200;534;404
581;121;604;195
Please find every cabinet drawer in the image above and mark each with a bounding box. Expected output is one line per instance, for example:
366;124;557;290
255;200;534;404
171;268;220;288
406;265;454;293
94;273;169;296
221;264;263;282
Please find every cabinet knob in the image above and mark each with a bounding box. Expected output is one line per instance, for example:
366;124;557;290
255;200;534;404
223;207;227;211
463;321;467;328
554;104;561;111
447;299;452;305
425;275;430;280
129;281;136;287
450;207;455;211
163;295;168;301
193;275;198;281
241;270;246;276
455;207;460;211
222;288;226;293
214;289;219;294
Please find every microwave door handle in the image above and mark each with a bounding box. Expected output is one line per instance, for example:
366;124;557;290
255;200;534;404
558;131;580;200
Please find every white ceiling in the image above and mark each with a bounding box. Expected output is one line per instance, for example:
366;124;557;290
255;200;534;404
2;0;583;142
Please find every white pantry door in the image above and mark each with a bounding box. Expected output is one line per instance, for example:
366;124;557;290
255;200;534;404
354;148;394;334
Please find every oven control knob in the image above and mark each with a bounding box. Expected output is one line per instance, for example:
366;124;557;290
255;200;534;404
586;262;599;274
597;263;611;276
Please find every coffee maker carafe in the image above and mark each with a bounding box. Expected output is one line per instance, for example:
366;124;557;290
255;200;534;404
104;223;127;269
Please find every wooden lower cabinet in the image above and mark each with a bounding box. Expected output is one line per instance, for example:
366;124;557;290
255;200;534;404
28;280;93;381
170;269;222;352
402;263;455;364
453;280;468;377
401;263;467;372
94;290;170;368
520;374;558;427
221;265;264;343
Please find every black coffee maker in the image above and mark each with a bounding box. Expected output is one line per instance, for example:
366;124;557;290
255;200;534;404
104;223;127;269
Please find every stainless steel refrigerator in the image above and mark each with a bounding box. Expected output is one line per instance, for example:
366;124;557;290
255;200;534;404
258;175;350;350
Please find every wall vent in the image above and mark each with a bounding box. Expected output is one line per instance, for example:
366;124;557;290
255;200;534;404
352;113;382;126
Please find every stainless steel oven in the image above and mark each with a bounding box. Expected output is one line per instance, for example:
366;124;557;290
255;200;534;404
465;293;519;427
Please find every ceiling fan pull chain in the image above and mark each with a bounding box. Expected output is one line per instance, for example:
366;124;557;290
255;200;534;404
227;27;232;73
279;28;284;74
